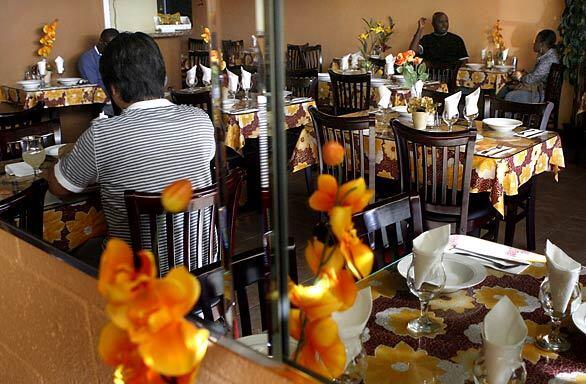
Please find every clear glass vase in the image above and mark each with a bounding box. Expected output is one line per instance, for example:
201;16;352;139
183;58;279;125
335;330;368;384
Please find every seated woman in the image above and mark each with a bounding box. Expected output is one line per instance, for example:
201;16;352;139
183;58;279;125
498;29;559;103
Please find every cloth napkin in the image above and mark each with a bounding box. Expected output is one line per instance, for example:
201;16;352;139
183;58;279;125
481;48;487;61
377;85;392;109
5;162;34;177
412;79;424;98
340;54;351;71
227;69;239;93
385;54;395;76
186;65;197;86
483;296;528;384
241;66;252;90
501;48;509;61
351;52;363;68
545;240;581;313
37;60;46;75
199;64;211;84
412;225;450;289
465;87;481;116
54;56;64;74
444;91;462;119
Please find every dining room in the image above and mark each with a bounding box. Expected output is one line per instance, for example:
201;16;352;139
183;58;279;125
0;0;585;383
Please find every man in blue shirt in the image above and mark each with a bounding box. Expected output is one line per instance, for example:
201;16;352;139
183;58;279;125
78;28;119;90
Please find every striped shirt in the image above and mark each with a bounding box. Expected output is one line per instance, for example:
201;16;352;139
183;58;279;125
55;99;216;272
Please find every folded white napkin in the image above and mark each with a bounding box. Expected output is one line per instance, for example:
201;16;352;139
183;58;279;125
481;48;487;61
501;48;509;61
411;79;424;99
412;225;450;289
465;87;481;116
227;69;239;93
45;144;66;157
37;60;47;75
351;52;363;68
251;34;257;47
54;56;64;74
5;162;34;177
545;240;581;313
377;85;392;108
483;296;528;384
341;54;351;71
385;54;395;76
199;64;211;84
241;66;252;90
186;65;197;86
444;91;462;119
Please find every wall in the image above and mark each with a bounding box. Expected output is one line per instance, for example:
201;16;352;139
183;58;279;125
0;0;105;85
109;0;158;33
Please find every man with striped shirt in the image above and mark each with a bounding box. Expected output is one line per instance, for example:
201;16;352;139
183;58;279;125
48;32;215;270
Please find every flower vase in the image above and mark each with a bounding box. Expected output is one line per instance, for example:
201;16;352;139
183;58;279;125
43;71;52;85
412;111;428;130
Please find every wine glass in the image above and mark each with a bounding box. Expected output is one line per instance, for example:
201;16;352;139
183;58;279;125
442;110;459;131
464;106;479;129
21;136;46;178
406;257;446;335
186;74;198;92
241;79;251;101
229;82;240;100
536;277;582;352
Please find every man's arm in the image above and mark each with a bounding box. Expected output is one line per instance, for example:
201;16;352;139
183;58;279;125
408;17;427;54
456;35;469;62
78;52;104;89
48;165;73;198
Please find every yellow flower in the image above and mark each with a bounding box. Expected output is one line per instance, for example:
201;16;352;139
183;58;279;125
519;164;533;185
65;206;108;249
473;286;531;310
289;279;342;321
430;291;476;314
370;26;385;34
535;152;549;173
376;307;446;338
365;342;446;384
305;237;345;275
358;33;369;41
309;175;374;214
357;269;400;300
200;27;211;44
523;320;558;363
43;210;65;243
161;179;192;213
513;151;527;167
502;172;519;195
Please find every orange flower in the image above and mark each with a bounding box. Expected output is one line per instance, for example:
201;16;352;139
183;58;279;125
161;179;192;213
413;57;423;66
326;268;357;311
289;279;341;321
295;317;346;379
201;27;211;44
395;52;406;66
305;237;345;275
322;140;345;166
308;175;373;214
405;50;416;62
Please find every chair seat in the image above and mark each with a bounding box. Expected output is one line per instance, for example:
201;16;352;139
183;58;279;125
424;192;495;224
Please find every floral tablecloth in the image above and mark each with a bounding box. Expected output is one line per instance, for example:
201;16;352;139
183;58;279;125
1;83;108;109
357;235;586;384
456;68;511;93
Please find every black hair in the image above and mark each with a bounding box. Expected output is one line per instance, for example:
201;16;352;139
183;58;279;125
99;32;166;103
100;28;119;42
432;12;448;23
536;29;557;49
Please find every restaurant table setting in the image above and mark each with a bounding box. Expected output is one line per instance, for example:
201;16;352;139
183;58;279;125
354;233;586;384
0;81;107;110
457;62;513;93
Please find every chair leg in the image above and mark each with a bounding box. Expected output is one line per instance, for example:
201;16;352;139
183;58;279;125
525;182;537;251
504;202;518;246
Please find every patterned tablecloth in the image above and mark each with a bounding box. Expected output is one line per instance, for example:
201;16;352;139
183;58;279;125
290;119;565;216
357;235;586;384
456;67;511;93
1;83;108;109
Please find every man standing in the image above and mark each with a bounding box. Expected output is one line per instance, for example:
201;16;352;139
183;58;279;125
408;12;468;64
78;28;119;90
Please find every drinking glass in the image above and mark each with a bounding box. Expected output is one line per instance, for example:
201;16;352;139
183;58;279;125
406;258;446;334
21;136;46;178
229;83;240;100
442;110;459;131
464;106;479;129
472;340;526;384
186;75;198;92
242;81;251;101
536;277;582;352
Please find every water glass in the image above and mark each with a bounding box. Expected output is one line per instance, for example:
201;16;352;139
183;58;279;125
21;136;46;178
536;277;582;352
442;110;459;131
406;258;446;334
186;75;198;92
463;106;479;129
473;346;526;384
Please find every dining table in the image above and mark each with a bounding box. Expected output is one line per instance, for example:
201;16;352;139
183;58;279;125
0;82;107;110
356;234;586;384
456;65;513;94
290;112;565;217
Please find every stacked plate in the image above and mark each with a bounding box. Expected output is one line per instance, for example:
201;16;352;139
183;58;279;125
16;80;42;91
57;77;82;86
482;118;523;132
465;63;484;70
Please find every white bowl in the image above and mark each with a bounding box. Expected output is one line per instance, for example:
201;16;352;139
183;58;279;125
391;74;406;84
483;118;523;132
392;105;410;117
16;80;42;91
57;77;82;86
493;65;514;72
466;63;484;71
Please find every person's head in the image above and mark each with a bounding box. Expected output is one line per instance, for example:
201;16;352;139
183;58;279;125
99;32;166;108
533;29;557;54
96;28;119;54
432;12;449;35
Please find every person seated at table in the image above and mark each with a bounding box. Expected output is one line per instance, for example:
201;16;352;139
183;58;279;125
497;29;559;103
78;28;119;91
48;32;216;268
408;12;469;64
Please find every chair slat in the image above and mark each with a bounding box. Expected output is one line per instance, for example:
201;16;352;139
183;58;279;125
166;213;175;269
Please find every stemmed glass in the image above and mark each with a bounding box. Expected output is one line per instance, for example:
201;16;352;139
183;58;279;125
536;277;582;352
21;136;46;179
442;110;459;131
406;258;446;334
464;106;479;129
241;80;251;102
186;74;198;92
37;61;47;88
229;82;240;100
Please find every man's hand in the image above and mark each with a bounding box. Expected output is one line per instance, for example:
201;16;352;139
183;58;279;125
417;17;427;30
512;70;524;81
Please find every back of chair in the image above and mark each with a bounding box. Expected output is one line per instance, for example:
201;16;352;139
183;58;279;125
393;120;477;234
0;102;44;131
171;90;212;118
222;40;244;64
188;50;210;69
287;43;307;71
421;89;447;114
329;69;371;115
302;44;323;72
484;95;553;131
0;119;61;160
544;63;565;129
427;61;462;93
0;178;48;238
286;69;318;99
189;38;207;51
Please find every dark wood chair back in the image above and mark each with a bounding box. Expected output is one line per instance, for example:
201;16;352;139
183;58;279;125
427;61;462;93
0;118;61;160
0;102;44;130
188;38;207;51
286;69;318;99
287;44;308;71
328;69;371;115
421;89;447;114
222;40;244;65
544;63;565;129
483;95;553;131
302;44;323;72
353;193;423;269
187;51;210;70
392;119;477;234
171;90;212;118
0;178;48;238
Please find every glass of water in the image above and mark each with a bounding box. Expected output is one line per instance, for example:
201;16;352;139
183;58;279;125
442;110;459;131
21;136;46;178
463;106;479;129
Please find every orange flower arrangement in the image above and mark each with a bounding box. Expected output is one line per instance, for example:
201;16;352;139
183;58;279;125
395;50;427;89
38;19;58;58
200;27;211;44
491;19;505;49
289;140;374;379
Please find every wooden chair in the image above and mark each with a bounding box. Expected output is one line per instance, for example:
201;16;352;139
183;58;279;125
188;38;207;51
427;61;462;93
302;44;323;72
0;119;61;161
353;193;424;270
483;96;554;250
286;69;318;99
287;44;308;71
392;120;499;237
544;63;565;130
170;90;212;118
421;89;447;114
0;102;44;130
222;40;244;65
328;69;371;115
0;178;48;238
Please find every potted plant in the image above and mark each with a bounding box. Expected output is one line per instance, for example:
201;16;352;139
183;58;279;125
407;96;435;130
357;17;394;70
395;50;428;98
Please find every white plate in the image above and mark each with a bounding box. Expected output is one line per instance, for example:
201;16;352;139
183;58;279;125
16;80;42;91
397;253;486;293
237;333;297;355
392;105;410;117
371;78;390;87
466;63;484;70
57;77;82;86
493;65;514;72
44;144;66;157
572;302;586;336
482;118;523;132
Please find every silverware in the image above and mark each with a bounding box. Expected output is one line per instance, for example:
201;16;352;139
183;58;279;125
450;252;526;270
478;145;502;155
452;247;531;264
490;146;514;157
